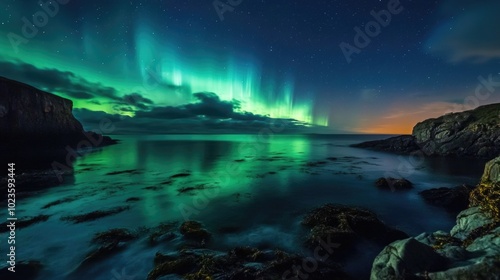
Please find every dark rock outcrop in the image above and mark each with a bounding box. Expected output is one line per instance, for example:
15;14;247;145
302;204;408;258
419;185;475;212
413;104;500;158
353;103;500;159
179;221;211;242
352;135;420;154
371;238;448;280
0;76;116;149
147;248;351;280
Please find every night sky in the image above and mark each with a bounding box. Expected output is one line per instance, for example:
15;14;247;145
1;0;499;134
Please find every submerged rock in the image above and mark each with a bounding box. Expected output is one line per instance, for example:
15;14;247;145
61;206;130;223
375;177;413;191
419;185;475;212
78;228;137;268
0;215;49;233
179;221;211;242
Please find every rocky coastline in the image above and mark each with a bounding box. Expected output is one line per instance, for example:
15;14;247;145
353;103;500;159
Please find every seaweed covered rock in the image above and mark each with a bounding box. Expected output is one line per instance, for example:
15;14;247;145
470;156;500;220
78;228;137;268
302;204;408;257
147;248;350;280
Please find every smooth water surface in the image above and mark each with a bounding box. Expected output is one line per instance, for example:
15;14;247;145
2;134;487;279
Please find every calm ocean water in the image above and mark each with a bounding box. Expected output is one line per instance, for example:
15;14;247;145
3;134;488;279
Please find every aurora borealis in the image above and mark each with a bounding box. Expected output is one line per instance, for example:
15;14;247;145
1;0;500;133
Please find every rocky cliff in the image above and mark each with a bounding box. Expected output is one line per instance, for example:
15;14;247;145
0;76;115;148
371;157;500;279
353;103;500;159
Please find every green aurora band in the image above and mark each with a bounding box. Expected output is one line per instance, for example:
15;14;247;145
1;22;329;127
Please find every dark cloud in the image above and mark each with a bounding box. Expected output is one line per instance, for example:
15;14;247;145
76;109;312;134
136;92;271;122
73;108;126;124
426;0;500;62
74;92;315;134
0;60;155;110
122;93;154;110
65;91;95;99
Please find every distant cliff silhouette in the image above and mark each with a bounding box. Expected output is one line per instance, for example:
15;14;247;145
0;76;116;149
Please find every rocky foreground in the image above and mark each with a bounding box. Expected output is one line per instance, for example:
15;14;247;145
371;156;500;279
353;103;500;159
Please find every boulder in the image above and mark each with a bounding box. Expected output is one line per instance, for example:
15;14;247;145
469;156;500;221
179;221;211;242
370;238;447;280
419;185;475;212
450;207;494;240
480;156;500;184
375;177;413;191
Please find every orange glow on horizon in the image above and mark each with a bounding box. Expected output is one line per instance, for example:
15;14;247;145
353;101;468;135
355;122;414;135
